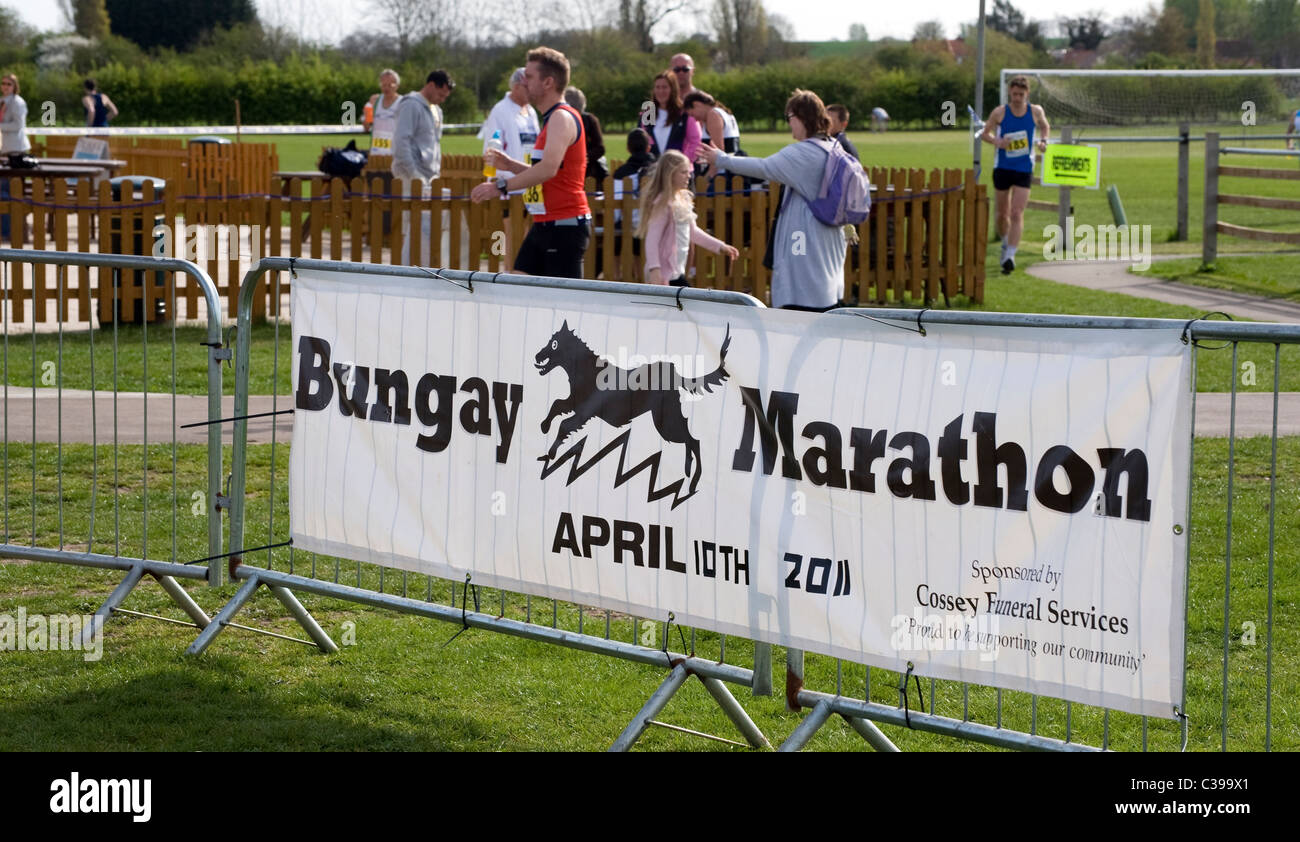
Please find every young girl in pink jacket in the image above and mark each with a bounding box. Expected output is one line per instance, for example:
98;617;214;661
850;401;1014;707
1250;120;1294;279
636;150;738;286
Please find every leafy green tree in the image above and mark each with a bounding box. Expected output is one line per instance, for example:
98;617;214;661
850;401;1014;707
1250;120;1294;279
1062;15;1107;50
106;0;256;51
1195;0;1216;66
913;21;945;41
848;23;868;41
59;0;111;40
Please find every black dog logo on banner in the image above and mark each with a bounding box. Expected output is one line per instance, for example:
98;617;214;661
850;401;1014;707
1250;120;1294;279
534;321;731;503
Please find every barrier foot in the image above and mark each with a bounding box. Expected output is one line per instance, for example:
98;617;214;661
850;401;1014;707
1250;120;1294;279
186;574;261;656
81;563;146;648
843;714;900;752
268;585;339;654
609;664;690;752
778;698;834;752
699;675;770;748
154;574;212;629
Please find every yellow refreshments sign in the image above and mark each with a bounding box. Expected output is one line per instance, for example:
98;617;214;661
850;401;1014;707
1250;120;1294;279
1042;143;1101;189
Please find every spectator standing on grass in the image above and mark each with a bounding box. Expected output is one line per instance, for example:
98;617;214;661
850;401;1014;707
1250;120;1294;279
826;104;859;161
0;73;30;154
478;68;540;166
637;150;738;286
82;79;118;128
564;86;608;183
1286;106;1300;150
364;69;402;159
696;89;848;311
644;70;700;163
392;70;455;265
392;69;454;184
980;74;1049;275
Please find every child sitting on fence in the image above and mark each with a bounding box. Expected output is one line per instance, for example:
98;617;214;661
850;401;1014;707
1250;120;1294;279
636;150;737;286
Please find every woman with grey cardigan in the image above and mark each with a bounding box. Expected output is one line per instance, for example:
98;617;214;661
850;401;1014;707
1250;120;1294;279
696;89;846;310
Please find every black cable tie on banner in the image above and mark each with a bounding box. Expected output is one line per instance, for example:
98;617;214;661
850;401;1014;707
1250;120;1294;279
180;407;295;429
441;574;479;648
1180;311;1233;348
289;257;298;281
187;538;291;565
899;662;925;728
916;307;929;337
661;611;674;667
675;285;685;311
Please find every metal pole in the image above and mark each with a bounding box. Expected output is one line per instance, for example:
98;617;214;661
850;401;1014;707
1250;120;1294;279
785;647;804;712
186;574;261;656
973;0;986;178
1177;122;1190;241
844;715;901;752
1058;127;1073;234
81;563;145;647
752;642;772;696
609;664;689;752
154;575;212;628
268;585;340;653
699;675;770;748
778;698;833;752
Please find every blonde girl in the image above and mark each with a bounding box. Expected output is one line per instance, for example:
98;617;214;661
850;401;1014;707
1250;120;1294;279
636;150;737;286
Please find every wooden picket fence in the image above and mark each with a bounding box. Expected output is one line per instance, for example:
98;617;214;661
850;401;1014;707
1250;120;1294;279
0;166;986;324
36;135;278;194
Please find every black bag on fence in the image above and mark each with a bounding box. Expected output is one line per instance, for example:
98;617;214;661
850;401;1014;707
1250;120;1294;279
6;152;37;169
318;140;367;179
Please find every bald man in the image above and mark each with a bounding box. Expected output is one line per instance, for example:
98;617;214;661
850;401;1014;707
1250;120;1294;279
670;53;698;100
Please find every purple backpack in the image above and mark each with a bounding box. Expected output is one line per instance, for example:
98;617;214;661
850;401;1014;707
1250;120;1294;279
804;137;871;226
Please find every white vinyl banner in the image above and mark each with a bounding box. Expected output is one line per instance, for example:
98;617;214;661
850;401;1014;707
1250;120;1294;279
289;269;1193;719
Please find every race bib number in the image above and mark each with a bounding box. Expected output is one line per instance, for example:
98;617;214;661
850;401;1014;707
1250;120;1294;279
371;115;396;156
1002;130;1030;158
524;148;546;214
523;183;546;216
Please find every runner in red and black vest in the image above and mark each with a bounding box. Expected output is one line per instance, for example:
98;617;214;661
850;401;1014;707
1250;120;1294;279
471;46;591;279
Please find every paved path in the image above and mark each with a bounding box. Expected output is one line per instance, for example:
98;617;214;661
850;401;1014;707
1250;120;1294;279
1025;256;1300;323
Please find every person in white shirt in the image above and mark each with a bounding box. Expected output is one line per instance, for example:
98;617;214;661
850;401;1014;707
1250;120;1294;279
365;69;402;160
478;68;540;168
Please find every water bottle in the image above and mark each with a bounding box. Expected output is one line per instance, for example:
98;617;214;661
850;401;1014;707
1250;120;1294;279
483;130;502;178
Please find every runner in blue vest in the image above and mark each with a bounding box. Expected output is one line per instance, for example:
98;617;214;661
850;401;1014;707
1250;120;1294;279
82;79;118;128
981;75;1050;275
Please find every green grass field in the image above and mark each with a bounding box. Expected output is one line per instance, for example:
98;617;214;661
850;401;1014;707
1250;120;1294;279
0;437;1294;751
1143;255;1300;301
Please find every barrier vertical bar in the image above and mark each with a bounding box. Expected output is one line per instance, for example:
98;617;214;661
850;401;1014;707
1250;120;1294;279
1176;122;1190;241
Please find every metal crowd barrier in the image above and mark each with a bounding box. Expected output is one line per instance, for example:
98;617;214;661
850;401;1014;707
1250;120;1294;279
0;249;228;646
214;257;775;750
772;307;1299;752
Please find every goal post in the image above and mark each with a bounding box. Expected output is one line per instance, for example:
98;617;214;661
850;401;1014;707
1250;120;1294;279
999;68;1300;129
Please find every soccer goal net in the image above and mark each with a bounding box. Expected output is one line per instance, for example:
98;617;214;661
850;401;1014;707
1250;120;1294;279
1000;69;1300;129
